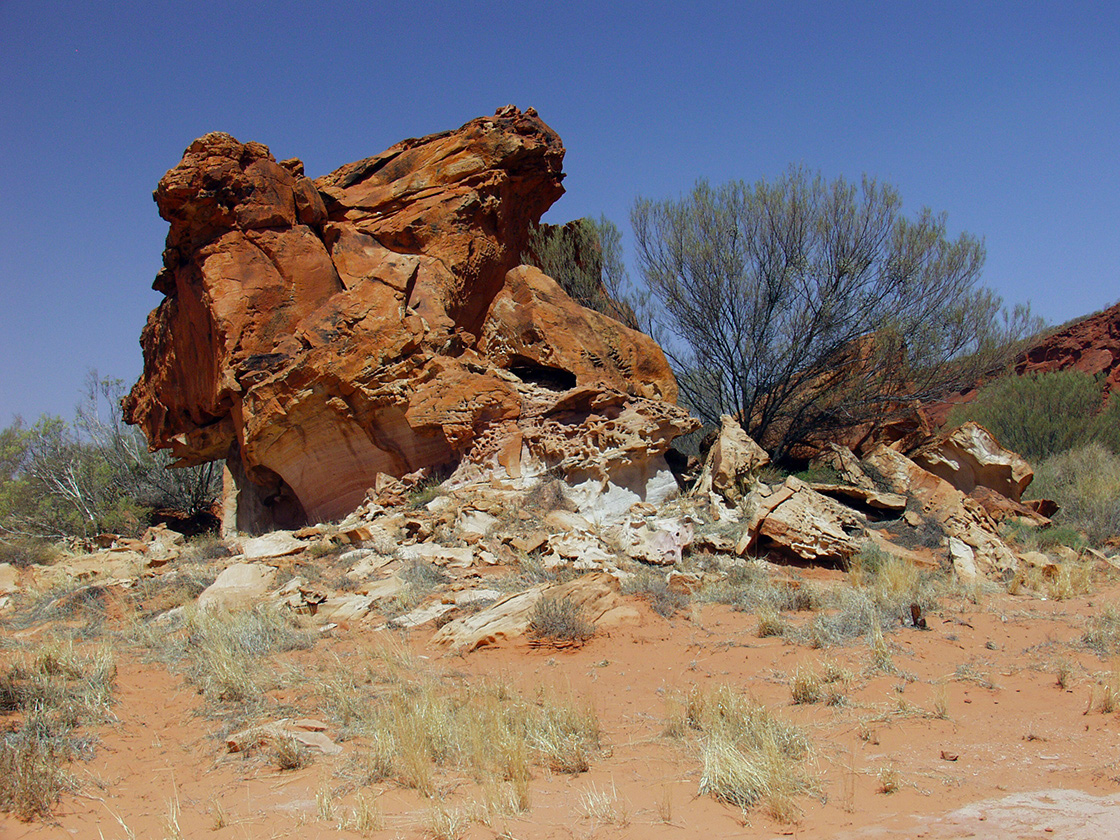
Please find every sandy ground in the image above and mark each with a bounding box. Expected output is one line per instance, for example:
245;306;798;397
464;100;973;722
4;573;1120;840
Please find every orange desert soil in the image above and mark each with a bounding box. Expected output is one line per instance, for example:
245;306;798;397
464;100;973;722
4;575;1120;839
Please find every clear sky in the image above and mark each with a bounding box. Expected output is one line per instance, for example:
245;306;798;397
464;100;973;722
1;0;1117;423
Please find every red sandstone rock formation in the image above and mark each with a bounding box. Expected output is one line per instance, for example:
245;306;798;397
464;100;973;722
125;107;689;531
1015;301;1120;394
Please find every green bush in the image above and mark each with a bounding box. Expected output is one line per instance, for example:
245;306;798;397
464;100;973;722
0;375;220;539
1030;443;1120;544
947;370;1120;462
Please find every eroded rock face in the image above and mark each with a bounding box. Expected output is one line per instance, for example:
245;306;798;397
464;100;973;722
863;445;1019;577
1016;301;1120;394
912;421;1033;502
125;108;687;530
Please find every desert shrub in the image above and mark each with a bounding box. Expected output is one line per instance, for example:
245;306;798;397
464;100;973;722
1030;443;1120;544
622;570;690;618
1000;518;1087;553
681;684;816;822
633;168;1039;460
948;370;1120;462
0;376;220;539
0;538;58;569
528;594;595;645
523;217;639;329
0;641;115;819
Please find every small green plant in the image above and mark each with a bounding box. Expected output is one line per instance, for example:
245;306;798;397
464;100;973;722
528;594;596;646
272;733;312;771
876;765;901;794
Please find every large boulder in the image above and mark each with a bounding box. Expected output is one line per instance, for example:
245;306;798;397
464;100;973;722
125;108;690;531
911;421;1033;502
862;445;1019;577
738;476;868;564
691;415;770;506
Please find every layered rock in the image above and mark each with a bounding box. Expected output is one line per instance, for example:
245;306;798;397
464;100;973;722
912;421;1033;502
1015;301;1120;394
125;108;689;530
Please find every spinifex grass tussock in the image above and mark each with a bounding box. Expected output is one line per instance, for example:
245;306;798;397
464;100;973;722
699;562;821;614
527;594;595;646
622;569;690;618
181;604;315;706
1083;604;1120;658
675;684;817;822
789;663;851;706
0;640;116;819
320;647;597;802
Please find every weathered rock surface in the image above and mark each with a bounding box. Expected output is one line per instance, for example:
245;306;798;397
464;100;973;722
738;476;868;563
431;572;621;652
912;422;1033;502
691;415;770;506
125;108;689;531
863;445;1019;577
198;562;277;610
1015;301;1120;394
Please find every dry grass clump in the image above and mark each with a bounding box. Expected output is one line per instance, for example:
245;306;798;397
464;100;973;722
0;640;116;819
320;646;598;802
9;581;113;634
701;562;821;614
623;570;690;618
789;663;851;706
527;594;595;646
385;560;450;616
673;684;816;822
578;782;630;827
182;604;315;705
1083;604;1120;658
1089;669;1120;714
796;546;940;650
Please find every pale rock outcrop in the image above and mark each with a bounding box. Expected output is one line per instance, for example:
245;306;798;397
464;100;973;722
691;415;770;506
863;445;1018;577
227;719;342;756
912;421;1033;502
618;517;695;566
240;531;306;559
431;572;621;652
198;562;278;610
0;563;19;598
737;476;868;563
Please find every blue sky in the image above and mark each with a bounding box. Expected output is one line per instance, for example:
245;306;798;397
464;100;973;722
1;0;1117;422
